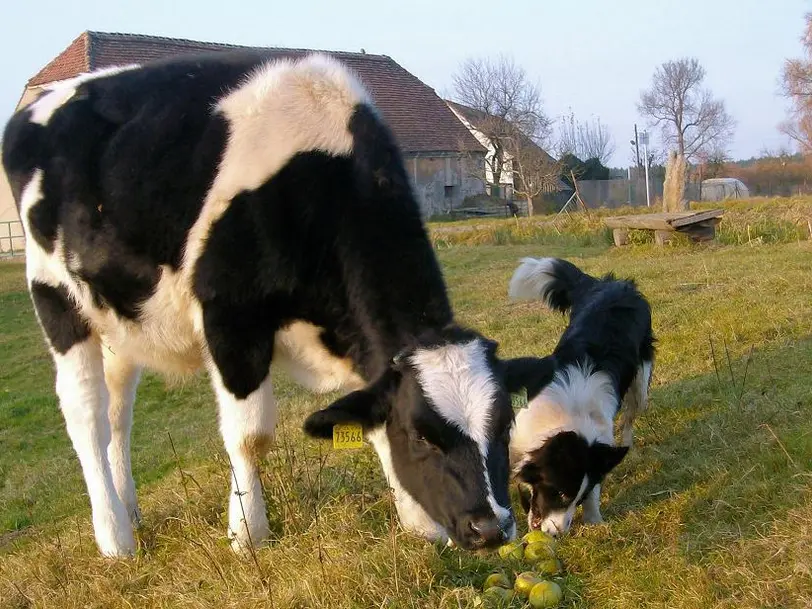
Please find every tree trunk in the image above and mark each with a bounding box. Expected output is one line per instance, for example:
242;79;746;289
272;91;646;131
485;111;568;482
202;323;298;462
492;145;503;196
525;195;534;217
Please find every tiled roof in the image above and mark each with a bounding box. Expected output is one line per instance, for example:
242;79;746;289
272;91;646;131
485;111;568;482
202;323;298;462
28;32;91;88
445;100;557;164
26;31;484;154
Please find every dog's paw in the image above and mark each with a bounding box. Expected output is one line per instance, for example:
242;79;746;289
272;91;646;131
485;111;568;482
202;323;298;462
582;511;604;525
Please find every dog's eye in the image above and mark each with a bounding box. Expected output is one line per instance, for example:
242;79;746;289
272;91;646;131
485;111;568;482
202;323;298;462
558;491;568;503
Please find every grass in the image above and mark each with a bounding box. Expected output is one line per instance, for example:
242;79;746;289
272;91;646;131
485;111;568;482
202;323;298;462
428;195;812;249
1;204;811;607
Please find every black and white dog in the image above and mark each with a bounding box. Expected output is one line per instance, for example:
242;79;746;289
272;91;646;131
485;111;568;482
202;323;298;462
507;257;655;536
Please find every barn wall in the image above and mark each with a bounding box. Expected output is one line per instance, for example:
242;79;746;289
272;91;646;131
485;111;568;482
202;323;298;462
405;152;486;217
0;86;42;254
0;168;24;254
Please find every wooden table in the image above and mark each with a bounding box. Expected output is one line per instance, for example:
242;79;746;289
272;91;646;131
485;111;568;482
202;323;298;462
604;209;724;246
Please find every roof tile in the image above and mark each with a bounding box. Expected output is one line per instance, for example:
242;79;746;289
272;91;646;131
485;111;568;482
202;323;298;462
27;31;483;154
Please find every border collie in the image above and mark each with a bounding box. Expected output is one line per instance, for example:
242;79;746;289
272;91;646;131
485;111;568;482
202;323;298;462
507;257;655;536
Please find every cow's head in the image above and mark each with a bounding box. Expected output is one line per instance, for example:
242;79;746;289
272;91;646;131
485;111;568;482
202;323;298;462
303;326;555;550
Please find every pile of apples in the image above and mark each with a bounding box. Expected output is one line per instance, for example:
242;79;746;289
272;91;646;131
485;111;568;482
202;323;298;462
479;530;566;608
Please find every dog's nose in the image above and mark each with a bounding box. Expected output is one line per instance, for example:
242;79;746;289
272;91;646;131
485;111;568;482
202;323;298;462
466;515;506;547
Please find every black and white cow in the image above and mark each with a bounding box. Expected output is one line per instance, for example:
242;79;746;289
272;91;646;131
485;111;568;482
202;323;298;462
2;51;553;557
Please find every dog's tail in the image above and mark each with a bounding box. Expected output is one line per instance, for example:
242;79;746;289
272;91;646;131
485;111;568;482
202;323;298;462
508;257;596;313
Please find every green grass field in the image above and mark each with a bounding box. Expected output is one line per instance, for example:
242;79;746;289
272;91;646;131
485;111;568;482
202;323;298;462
1;203;811;607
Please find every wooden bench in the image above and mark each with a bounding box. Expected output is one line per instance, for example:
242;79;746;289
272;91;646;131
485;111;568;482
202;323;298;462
604;209;724;246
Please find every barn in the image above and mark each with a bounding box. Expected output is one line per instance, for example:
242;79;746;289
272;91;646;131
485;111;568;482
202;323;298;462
0;31;487;254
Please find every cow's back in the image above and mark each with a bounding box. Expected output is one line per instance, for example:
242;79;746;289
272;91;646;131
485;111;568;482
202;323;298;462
3;51;267;286
3;51;450;378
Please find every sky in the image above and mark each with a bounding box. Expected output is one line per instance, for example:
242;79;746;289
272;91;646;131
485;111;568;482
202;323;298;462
1;0;809;166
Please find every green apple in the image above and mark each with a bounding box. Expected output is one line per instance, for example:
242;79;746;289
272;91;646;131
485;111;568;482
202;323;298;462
482;586;515;606
497;539;524;560
483;572;511;590
524;541;556;563
514;571;544;597
528;580;563;608
522;530;555;546
534;557;563;575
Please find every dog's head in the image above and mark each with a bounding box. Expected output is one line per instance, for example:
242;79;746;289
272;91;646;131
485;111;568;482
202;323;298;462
515;430;628;536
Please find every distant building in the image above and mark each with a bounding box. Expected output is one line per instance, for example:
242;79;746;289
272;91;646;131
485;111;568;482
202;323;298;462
445;100;570;211
0;31;487;252
701;177;750;201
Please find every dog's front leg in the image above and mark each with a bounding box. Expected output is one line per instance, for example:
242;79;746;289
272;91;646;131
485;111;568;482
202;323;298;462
582;484;604;524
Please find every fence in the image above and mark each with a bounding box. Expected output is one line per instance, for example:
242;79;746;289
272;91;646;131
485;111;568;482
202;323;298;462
570;179;709;210
576;179;665;209
0;220;25;257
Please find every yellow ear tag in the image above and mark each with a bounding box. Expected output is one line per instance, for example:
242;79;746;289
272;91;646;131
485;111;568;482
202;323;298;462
332;424;364;449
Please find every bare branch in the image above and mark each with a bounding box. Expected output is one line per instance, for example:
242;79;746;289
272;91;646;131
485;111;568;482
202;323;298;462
556;111;615;164
781;13;812;152
452;55;559;214
637;57;734;161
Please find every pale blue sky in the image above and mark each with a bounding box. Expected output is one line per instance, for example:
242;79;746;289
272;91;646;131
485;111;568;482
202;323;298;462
1;0;809;164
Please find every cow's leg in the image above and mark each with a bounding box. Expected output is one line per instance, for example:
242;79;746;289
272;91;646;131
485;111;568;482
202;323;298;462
30;282;135;557
202;304;277;554
103;348;142;526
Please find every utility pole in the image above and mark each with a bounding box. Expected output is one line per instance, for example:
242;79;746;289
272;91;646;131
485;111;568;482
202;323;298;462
640;130;651;207
633;124;641;169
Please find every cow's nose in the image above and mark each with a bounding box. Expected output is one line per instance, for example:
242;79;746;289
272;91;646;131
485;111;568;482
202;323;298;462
466;515;506;547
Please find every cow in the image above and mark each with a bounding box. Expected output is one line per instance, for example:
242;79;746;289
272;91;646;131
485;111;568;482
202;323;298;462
2;51;554;558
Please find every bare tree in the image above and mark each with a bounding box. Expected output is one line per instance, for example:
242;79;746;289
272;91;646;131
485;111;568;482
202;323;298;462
452;55;553;206
781;13;812;151
557;111;616;165
696;146;730;180
638;58;734;161
509;131;562;216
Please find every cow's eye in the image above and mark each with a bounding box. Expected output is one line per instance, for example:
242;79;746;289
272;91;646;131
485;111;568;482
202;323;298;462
411;431;429;445
413;432;442;453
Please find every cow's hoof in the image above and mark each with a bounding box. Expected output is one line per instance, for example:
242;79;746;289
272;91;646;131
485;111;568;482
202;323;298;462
94;516;136;558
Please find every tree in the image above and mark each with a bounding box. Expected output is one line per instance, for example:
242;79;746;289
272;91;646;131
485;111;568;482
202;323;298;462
510;139;562;216
781;13;812;152
638;58;734;161
559;153;610;187
557;111;616;165
452;55;557;215
696;147;730;180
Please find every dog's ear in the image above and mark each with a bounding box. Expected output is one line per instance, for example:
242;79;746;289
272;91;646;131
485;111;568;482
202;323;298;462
501;355;556;399
516;454;544;485
588;442;629;479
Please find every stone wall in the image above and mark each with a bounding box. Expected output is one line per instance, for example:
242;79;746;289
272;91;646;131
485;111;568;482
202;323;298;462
405;152;486;217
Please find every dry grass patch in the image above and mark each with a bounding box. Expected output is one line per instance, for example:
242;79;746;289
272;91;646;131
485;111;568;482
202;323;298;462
2;232;811;607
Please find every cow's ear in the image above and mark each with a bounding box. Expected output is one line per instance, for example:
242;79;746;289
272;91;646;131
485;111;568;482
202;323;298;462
302;371;397;438
501;355;557;399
